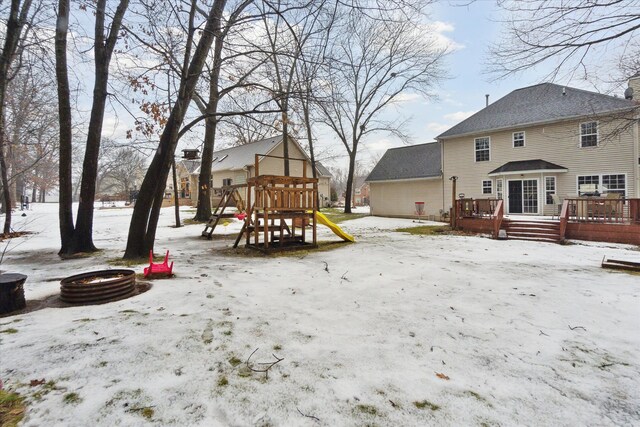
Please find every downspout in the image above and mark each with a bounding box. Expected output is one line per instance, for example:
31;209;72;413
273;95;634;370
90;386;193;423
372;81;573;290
440;139;446;216
635;112;640;197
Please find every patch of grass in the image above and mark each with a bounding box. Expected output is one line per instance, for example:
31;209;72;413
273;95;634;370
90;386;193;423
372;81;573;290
355;404;379;416
119;309;139;314
413;400;440;411
222;330;232;336
273;344;282;351
74;318;94;323
221;240;352;258
98;361;108;367
228;356;242;367
464;390;492;406
395;225;450;235
107;256;147;267
0;328;18;334
320;208;367;224
63;392;82;405
0;390;26;427
142;407;154;419
217;377;229;387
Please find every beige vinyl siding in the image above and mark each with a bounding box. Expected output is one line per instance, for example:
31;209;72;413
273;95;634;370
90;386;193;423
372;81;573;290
256;142;314;178
318;177;331;207
442;117;637;215
369;178;443;218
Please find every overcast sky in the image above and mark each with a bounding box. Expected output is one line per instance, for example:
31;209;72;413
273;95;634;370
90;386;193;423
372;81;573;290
94;1;629;173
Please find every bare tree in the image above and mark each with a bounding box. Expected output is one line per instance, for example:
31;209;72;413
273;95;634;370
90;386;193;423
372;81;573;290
318;11;448;213
4;64;59;206
124;0;234;259
0;0;36;233
490;1;640;85
56;0;130;255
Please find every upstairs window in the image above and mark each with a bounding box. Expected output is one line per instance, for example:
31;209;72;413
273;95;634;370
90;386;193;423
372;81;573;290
580;121;598;147
475;137;490;162
513;131;525;148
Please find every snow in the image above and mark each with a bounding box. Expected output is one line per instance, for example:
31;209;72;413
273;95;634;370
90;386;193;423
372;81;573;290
1;203;639;426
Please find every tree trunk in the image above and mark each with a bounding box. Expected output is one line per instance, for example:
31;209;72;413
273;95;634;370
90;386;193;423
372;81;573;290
0;129;11;234
194;11;226;222
63;0;129;255
172;158;181;227
124;0;226;259
56;0;75;253
344;150;356;214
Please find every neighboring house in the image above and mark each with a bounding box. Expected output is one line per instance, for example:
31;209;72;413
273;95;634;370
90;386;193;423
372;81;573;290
163;159;200;206
366;142;443;218
437;78;640;215
351;177;370;206
315;161;333;208
188;135;330;208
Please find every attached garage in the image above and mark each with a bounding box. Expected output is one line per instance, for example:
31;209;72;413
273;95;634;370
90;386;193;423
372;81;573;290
366;142;444;219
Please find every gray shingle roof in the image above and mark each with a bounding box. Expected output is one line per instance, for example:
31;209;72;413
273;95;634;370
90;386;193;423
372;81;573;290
366;142;441;182
210;136;284;172
179;159;201;174
488;159;567;175
437;83;637;139
315;161;332;177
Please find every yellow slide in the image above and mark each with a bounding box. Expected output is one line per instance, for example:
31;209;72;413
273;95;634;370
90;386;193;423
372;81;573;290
314;211;355;242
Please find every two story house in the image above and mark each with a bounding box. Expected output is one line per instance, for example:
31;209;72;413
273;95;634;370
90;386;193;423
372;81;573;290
437;79;640;216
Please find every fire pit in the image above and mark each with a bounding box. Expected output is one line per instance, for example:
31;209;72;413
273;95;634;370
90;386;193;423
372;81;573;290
60;269;136;304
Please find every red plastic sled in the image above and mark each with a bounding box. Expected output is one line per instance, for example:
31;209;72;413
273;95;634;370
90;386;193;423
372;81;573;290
143;250;174;278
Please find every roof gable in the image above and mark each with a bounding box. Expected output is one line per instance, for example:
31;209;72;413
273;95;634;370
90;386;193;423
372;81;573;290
366;142;441;182
438;83;637;139
210;135;291;172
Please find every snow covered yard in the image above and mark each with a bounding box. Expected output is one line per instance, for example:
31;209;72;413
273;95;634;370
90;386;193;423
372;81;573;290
1;203;639;426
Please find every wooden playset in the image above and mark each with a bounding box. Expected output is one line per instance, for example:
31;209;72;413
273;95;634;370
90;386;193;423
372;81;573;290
233;154;318;252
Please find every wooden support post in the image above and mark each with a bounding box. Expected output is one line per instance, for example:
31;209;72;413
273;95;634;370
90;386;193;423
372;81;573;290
450;176;458;229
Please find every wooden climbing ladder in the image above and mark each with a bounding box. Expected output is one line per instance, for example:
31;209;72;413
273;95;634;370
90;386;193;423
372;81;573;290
201;185;246;239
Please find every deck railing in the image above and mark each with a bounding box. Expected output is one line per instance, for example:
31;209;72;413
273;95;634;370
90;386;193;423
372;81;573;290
455;198;500;219
565;198;639;224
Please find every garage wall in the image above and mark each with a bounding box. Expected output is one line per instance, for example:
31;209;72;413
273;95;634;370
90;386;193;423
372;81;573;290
369;178;444;218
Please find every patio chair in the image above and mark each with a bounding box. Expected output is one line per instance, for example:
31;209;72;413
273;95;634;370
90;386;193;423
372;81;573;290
551;194;562;219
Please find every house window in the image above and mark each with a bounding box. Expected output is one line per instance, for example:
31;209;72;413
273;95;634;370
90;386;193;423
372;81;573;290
475;137;490;162
602;174;626;197
545;176;556;205
482;180;492;194
513;131;525;148
578;175;599;195
580;121;598;147
496;179;503;200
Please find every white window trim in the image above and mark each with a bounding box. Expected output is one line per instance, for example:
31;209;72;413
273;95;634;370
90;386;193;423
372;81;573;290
474;136;491;162
512;131;526;148
496;178;504;200
579;121;599;148
481;179;493;195
544;176;556;205
576;173;627;197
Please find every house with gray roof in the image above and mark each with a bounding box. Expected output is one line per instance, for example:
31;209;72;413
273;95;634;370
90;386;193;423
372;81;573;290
437;77;640;216
366;142;444;218
173;135;332;207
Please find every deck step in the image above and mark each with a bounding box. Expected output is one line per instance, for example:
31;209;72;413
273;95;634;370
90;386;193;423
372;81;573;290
502;219;562;243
